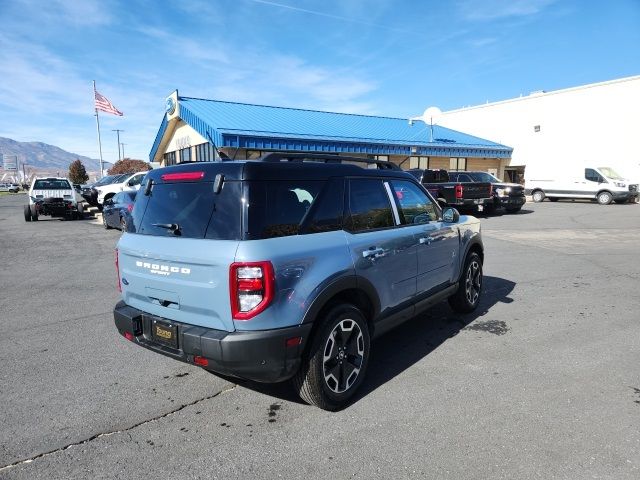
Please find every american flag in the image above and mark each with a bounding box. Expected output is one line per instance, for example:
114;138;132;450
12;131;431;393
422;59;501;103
94;89;123;116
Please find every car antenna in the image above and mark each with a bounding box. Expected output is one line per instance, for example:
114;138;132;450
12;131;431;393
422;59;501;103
205;131;228;161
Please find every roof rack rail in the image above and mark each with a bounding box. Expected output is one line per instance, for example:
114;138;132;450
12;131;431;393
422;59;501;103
258;152;400;170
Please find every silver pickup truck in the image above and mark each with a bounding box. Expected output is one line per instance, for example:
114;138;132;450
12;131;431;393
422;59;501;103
24;177;84;221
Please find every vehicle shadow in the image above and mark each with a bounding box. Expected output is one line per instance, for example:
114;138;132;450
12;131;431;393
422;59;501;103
231;275;516;407
476;208;534;218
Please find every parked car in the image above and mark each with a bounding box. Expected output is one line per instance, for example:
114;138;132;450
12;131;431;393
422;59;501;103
449;171;526;213
525;166;639;205
84;174;128;206
24;177;84;221
407;168;493;212
95;171;147;207
113;153;484;410
0;183;20;193
102;191;136;230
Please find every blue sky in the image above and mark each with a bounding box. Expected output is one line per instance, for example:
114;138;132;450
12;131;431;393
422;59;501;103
0;0;638;163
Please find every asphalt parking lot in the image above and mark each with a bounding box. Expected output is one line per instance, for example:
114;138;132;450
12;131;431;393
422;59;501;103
1;193;639;479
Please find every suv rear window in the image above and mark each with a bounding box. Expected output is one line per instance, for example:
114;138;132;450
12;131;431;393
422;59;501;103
132;180;242;240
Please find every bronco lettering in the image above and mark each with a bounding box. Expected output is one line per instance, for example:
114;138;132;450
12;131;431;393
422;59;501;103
136;260;191;276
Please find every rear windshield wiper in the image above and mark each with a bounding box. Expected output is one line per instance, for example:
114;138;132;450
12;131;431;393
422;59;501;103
152;223;182;235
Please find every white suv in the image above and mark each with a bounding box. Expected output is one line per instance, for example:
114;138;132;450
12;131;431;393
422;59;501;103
96;171;147;206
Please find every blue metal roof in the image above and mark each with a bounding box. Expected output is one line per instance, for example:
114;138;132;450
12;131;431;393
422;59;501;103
150;97;512;160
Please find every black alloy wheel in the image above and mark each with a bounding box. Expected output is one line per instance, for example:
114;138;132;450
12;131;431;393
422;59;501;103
293;304;370;411
449;252;483;313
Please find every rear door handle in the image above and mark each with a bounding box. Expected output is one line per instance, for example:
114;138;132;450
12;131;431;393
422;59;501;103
419;236;434;245
362;247;385;259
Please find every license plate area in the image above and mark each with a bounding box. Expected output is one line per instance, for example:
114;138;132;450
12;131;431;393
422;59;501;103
151;320;178;349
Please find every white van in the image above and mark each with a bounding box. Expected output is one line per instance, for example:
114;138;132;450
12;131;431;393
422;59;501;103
526;167;638;205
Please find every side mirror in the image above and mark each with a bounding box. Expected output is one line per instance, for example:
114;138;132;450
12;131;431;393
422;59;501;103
442;207;460;223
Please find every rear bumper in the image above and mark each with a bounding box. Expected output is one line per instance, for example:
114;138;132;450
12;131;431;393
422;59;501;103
113;301;312;383
496;195;526;207
36;201;78;217
450;197;492;208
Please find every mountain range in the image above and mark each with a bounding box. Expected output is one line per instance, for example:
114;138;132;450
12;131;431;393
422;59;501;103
0;137;103;172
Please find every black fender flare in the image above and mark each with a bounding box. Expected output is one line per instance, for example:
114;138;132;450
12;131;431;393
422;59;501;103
459;239;484;280
301;275;381;326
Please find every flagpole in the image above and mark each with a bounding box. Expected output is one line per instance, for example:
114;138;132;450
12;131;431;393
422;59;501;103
93;80;105;178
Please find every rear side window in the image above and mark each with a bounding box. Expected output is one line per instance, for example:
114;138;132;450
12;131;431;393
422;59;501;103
246;181;323;239
301;178;344;234
132;180;241;240
345;178;394;232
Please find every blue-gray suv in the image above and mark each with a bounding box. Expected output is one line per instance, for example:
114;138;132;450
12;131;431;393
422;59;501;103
113;153;484;410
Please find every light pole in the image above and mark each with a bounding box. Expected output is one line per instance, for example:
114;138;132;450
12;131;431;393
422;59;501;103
112;129;124;160
120;143;126;159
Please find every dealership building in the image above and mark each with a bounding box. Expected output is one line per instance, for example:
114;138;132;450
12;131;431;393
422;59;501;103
150;91;512;177
440;75;640;184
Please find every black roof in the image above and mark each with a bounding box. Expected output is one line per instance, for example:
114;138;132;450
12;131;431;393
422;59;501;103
147;153;414;183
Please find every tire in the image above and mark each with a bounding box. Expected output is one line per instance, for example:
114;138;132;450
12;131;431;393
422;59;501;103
548;198;559;202
24;205;32;222
597;191;613;205
293;304;370;411
505;207;521;213
532;190;545;203
119;216;127;231
77;203;84;219
30;204;38;221
102;213;111;229
448;252;483;313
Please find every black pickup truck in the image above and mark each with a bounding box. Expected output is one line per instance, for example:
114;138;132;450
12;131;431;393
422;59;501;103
407;169;492;212
449;171;526;213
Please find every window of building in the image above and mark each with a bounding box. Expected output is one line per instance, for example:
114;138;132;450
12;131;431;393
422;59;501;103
179;147;191;163
409;156;429;169
163;151;176;166
449;157;467;171
195;143;215;162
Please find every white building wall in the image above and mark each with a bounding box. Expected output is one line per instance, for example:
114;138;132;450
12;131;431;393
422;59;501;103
165;120;208;153
439;76;640;183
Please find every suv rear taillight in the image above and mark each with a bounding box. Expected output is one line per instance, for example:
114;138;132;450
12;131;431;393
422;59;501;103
230;261;275;320
455;184;463;199
115;248;121;292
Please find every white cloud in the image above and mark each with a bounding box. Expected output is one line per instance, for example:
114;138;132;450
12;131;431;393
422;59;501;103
458;0;558;21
